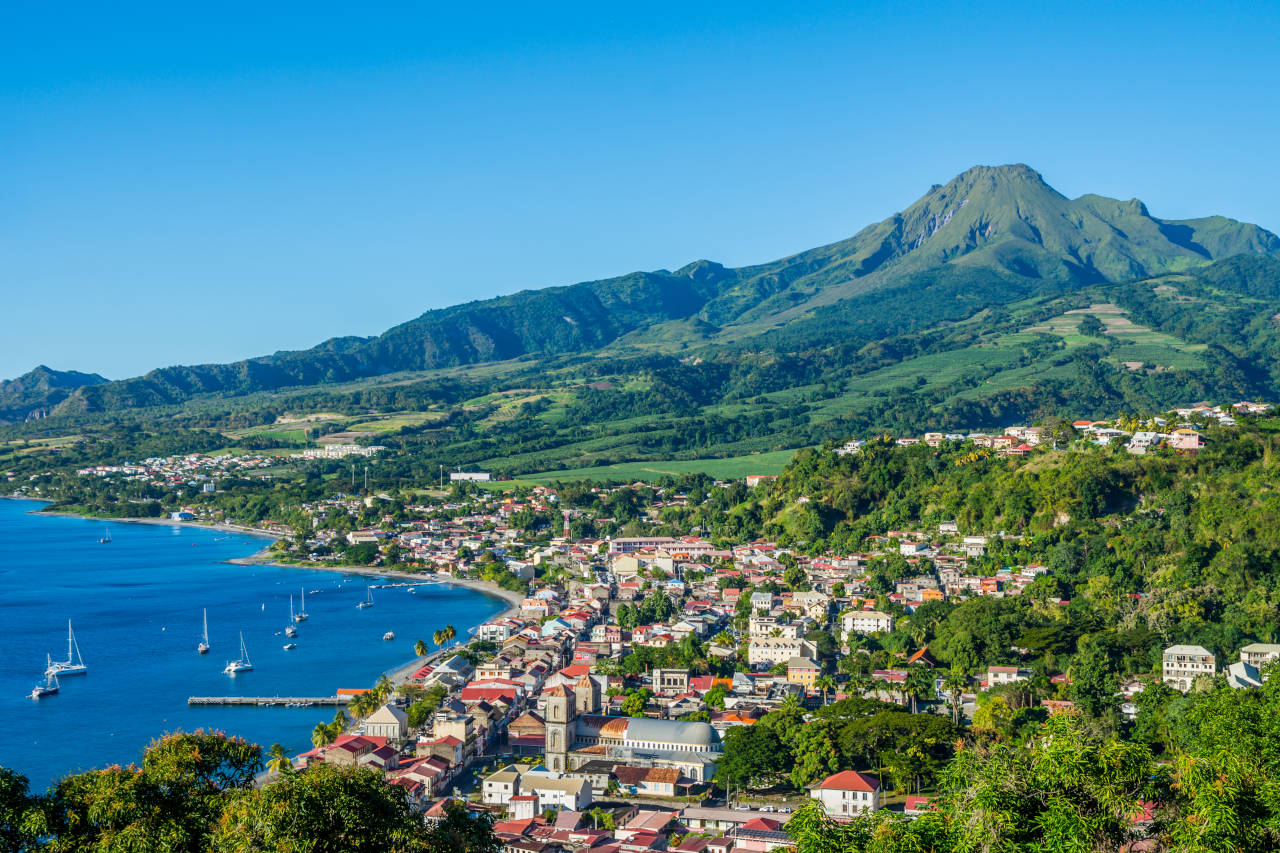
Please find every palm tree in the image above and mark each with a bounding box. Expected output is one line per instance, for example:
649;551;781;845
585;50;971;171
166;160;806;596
846;672;873;699
414;639;429;657
941;665;969;725
814;674;837;705
332;709;348;731
780;692;803;715
905;665;935;714
374;674;394;704
266;743;291;775
432;629;445;648
312;722;335;748
444;624;457;646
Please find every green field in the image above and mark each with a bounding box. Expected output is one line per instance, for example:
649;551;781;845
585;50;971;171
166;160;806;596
511;448;801;485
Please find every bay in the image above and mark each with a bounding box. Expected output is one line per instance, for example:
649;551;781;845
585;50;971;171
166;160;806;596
0;499;508;790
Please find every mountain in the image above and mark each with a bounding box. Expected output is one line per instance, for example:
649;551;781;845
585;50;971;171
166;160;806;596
5;164;1279;424
0;366;106;423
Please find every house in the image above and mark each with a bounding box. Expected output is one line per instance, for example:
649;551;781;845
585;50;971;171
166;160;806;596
747;637;818;667
522;774;592;811
1226;660;1264;690
786;657;821;689
613;766;685;797
841;610;894;636
986;666;1029;687
809;770;882;817
1168;428;1205;452
1163;645;1216;692
483;765;523;805
363;704;409;741
1239;643;1280;668
652;668;691;695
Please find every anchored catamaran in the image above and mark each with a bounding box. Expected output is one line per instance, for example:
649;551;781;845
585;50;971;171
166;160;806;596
356;585;374;609
294;587;308;622
46;620;87;677
223;632;253;674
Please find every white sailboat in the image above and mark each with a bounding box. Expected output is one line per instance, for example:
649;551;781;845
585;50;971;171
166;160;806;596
284;597;298;638
356;585;374;609
197;608;210;654
31;667;59;699
294;587;308;622
99;526;111;544
46;620;87;676
223;632;253;674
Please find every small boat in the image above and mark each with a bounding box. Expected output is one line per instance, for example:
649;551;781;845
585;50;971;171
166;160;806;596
31;670;59;699
383;631;395;641
282;643;297;650
99;526;111;544
224;633;253;674
356;586;374;609
284;597;298;637
46;620;87;677
294;588;309;622
198;608;211;654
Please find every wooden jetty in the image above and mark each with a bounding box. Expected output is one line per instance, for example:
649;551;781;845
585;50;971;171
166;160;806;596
188;696;348;707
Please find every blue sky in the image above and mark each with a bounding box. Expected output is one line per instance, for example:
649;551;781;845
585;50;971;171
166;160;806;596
3;1;1279;380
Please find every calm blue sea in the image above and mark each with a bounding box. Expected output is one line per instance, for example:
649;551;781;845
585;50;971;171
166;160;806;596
0;499;507;791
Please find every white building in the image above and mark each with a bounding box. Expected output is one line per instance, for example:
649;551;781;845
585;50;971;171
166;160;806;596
363;704;409;742
1163;645;1216;692
482;765;522;805
1240;643;1280;668
747;637;818;667
809;770;882;817
449;471;492;482
841;610;895;636
521;774;592;811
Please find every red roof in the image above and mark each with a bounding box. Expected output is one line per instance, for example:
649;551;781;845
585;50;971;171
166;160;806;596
741;817;783;831
814;770;881;792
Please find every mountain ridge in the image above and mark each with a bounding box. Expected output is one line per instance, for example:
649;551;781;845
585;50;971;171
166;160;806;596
5;164;1279;423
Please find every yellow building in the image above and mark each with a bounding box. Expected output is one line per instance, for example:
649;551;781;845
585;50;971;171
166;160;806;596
786;656;821;689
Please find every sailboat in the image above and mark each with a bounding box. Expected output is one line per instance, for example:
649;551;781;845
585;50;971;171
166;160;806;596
197;609;211;654
31;667;59;699
284;597;298;638
223;633;253;674
46;620;87;676
294;587;308;622
356;585;374;609
98;526;111;544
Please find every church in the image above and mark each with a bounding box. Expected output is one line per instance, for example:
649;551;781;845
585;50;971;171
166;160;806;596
543;680;723;782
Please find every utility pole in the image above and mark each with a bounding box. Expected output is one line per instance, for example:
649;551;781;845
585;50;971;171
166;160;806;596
350;464;355;492
364;466;369;493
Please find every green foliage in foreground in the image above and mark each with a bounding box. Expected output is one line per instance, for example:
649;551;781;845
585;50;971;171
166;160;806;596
787;677;1280;853
1;731;496;853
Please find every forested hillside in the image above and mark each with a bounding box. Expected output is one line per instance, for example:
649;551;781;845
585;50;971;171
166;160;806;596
5;164;1278;431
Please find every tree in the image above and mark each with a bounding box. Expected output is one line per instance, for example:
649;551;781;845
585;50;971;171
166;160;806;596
212;764;429;852
622;688;653;718
43;732;262;853
313;722;336;748
415;639;429;657
815;674;837;705
444;625;457;646
941;665;969;726
0;768;39;852
265;743;291;776
717;724;789;792
904;665;935;714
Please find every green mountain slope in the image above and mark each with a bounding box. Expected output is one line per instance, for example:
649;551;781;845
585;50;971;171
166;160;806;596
0;366;106;423
3;164;1278;425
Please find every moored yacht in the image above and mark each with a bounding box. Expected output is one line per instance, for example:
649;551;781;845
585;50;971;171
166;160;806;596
224;632;253;674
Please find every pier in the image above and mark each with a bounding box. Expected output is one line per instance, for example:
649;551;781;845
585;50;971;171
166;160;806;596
188;696;349;707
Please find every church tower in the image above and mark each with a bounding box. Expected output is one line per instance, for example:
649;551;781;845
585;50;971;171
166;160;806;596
574;673;601;715
544;685;577;774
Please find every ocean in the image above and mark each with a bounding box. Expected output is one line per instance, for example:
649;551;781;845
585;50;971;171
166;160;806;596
0;498;508;791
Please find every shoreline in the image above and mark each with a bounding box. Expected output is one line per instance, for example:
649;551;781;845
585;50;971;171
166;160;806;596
7;494;524;749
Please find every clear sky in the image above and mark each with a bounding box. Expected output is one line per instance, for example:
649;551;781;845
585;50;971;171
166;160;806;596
3;1;1278;380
